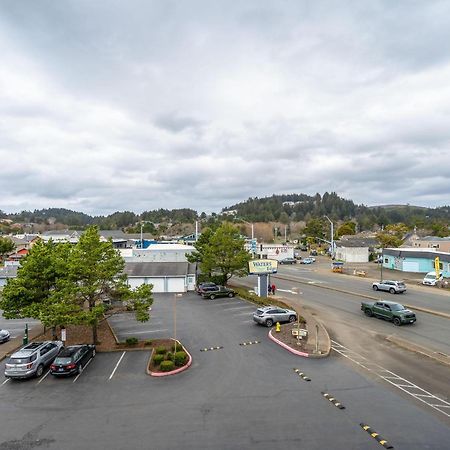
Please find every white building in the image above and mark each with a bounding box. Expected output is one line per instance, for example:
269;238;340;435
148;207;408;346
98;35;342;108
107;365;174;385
256;244;295;261
121;244;197;293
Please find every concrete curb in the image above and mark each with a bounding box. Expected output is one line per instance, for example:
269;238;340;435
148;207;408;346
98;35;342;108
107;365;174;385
104;315;121;344
268;329;309;357
386;335;450;368
147;339;193;377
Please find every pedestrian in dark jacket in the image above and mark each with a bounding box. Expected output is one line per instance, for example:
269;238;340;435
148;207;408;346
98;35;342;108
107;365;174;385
268;284;272;295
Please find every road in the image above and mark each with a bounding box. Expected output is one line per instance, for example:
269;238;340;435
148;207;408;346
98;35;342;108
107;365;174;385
235;264;450;417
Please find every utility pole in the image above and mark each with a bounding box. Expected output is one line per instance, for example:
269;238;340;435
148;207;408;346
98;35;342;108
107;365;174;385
324;216;334;256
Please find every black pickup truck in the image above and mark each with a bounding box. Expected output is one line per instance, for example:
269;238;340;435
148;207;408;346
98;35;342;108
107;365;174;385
361;300;416;326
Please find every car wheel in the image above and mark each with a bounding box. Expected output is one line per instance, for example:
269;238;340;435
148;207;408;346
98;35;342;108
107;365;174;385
372;285;378;291
35;364;44;378
78;363;83;374
364;308;373;317
389;288;396;294
228;292;234;298
210;294;215;300
289;315;296;323
393;317;401;326
265;319;274;327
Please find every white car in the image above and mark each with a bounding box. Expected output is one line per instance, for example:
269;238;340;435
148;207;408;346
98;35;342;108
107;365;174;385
0;329;10;344
372;280;406;294
422;271;443;286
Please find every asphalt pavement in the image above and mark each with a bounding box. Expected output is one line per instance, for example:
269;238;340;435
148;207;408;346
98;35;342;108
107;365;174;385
1;292;449;449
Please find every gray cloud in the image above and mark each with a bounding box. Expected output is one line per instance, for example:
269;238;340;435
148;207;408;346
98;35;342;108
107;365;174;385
1;0;450;215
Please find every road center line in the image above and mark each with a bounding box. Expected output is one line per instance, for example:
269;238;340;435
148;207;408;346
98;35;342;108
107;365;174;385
109;351;126;380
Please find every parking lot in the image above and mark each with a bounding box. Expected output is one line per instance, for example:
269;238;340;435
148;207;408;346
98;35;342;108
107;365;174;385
1;292;450;449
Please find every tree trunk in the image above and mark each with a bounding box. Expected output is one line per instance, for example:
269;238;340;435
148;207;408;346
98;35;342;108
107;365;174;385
52;326;57;340
92;322;98;345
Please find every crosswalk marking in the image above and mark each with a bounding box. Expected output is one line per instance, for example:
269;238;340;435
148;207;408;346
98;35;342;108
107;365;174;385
331;340;450;419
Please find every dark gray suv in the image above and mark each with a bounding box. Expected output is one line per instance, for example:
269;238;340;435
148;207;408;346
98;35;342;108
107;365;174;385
5;341;64;379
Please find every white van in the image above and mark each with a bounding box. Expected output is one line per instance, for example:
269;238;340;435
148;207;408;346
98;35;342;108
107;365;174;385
422;271;443;286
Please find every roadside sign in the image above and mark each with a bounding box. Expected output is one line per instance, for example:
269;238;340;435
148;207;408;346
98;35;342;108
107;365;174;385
248;259;278;275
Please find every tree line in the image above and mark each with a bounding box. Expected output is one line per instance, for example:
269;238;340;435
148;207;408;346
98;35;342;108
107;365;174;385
1;193;450;234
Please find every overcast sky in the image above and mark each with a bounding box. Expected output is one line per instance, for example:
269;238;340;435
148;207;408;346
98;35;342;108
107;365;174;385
1;1;450;215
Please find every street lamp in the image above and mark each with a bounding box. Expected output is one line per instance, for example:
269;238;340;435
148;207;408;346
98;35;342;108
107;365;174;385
324;216;334;256
173;293;183;353
238;219;255;257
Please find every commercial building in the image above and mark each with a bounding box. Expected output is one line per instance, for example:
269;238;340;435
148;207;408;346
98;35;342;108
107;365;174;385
382;248;450;277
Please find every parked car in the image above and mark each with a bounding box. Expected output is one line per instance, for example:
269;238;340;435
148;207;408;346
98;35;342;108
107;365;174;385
0;329;10;344
196;282;217;295
253;306;298;327
300;257;315;264
422;271;443;286
5;341;64;379
372;280;406;294
279;257;297;265
50;345;96;376
201;286;235;300
361;301;416;326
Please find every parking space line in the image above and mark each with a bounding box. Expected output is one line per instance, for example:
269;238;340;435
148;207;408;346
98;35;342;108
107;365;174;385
108;351;126;380
221;306;254;312
73;357;95;383
121;329;168;335
37;370;51;385
2;378;10;385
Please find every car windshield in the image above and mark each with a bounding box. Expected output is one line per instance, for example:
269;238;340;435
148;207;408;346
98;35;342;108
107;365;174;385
256;309;265;315
390;304;406;311
54;357;73;364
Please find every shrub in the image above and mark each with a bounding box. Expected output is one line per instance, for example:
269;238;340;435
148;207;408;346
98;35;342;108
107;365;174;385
174;351;188;367
171;343;183;353
152;354;164;365
160;360;175;372
166;352;174;361
156;346;167;355
144;339;153;346
125;337;138;345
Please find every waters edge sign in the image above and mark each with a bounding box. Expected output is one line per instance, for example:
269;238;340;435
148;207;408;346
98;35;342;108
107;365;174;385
248;259;278;274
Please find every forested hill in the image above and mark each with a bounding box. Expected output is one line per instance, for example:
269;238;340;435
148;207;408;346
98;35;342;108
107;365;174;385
223;193;450;230
1;193;450;232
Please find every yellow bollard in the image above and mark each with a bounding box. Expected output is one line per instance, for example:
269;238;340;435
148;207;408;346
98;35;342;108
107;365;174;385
276;322;281;332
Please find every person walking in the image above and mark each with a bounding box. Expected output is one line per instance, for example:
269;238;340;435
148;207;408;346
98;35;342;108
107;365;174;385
268;284;272;295
271;283;276;296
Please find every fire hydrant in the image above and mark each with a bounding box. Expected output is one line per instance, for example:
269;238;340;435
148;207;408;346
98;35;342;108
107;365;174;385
276;322;281;332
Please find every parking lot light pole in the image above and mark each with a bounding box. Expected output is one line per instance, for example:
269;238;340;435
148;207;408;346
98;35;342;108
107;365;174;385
173;294;183;353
